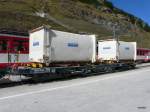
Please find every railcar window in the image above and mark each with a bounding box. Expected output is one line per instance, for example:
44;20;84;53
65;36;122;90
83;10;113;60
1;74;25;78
137;50;139;55
141;51;142;55
13;40;29;52
13;41;23;52
140;51;142;56
142;51;144;55
18;41;23;51
138;50;141;55
0;40;7;51
23;41;29;52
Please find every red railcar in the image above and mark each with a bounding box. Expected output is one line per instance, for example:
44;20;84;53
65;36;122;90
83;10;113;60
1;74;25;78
137;48;150;62
0;30;29;70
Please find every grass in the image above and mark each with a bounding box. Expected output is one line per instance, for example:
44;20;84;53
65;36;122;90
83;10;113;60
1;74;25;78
0;0;150;48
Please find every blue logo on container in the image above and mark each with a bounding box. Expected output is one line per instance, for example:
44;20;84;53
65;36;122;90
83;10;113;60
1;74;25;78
68;43;78;47
125;47;130;50
33;42;39;46
103;47;111;50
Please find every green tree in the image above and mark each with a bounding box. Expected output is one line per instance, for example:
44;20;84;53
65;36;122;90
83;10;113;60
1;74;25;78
104;1;114;10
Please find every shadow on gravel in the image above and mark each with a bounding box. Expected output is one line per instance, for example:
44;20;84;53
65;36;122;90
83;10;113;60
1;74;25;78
0;81;31;89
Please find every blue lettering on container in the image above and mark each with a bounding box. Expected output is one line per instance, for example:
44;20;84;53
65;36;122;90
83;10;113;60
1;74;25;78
103;47;111;50
33;42;39;46
125;47;130;50
68;43;78;47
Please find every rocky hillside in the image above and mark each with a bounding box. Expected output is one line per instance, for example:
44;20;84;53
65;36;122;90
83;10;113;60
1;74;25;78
0;0;150;47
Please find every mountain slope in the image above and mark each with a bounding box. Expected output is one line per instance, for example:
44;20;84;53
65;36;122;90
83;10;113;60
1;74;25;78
0;0;150;48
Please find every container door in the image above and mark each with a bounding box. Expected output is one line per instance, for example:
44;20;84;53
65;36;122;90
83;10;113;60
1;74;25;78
44;29;53;64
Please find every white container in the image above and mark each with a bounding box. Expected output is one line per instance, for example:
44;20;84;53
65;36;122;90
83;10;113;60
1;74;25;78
29;26;96;64
98;40;137;61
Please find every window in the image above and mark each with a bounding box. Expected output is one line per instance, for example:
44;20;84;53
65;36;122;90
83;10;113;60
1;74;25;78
0;40;8;52
12;40;29;53
22;41;29;52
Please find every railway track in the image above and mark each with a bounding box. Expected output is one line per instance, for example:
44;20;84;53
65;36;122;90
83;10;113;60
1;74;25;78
0;63;150;87
0;63;141;86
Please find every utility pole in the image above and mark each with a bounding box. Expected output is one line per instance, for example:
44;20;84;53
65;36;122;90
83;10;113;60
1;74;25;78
113;23;120;62
113;25;116;40
113;23;119;41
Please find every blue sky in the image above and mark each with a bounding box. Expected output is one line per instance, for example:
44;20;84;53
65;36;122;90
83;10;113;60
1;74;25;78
109;0;150;25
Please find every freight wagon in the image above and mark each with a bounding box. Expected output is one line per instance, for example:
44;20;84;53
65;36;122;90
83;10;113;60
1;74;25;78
0;30;29;78
10;26;137;81
136;48;150;62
